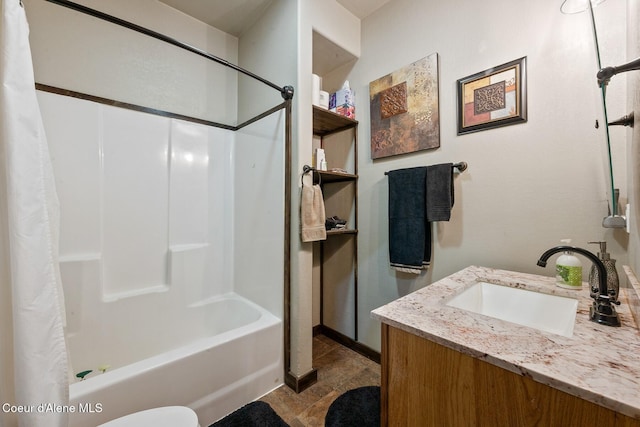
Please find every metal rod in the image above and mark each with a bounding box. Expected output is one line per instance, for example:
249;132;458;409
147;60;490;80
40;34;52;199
283;98;292;390
301;165;321;186
235;101;288;131
608;112;634;128
45;0;289;97
384;162;468;176
453;161;468;172
597;57;640;87
37;82;292;135
35;83;238;130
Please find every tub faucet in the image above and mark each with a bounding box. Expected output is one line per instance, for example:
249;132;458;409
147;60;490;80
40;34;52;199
537;246;620;327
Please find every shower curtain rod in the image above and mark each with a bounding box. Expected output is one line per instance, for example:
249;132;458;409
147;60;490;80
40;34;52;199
35;83;291;132
45;0;294;101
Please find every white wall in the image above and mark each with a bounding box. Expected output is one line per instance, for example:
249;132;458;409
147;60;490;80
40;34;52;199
24;0;238;125
292;0;361;380
234;0;295;318
237;0;297;124
629;0;640;275
237;0;304;378
349;0;629;351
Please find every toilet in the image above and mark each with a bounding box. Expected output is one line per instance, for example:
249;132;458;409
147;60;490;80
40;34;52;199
97;406;200;427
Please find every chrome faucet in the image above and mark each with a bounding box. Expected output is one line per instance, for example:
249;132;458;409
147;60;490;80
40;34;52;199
537;246;620;327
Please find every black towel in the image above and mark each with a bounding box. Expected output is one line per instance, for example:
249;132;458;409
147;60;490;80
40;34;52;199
426;163;454;221
388;167;430;273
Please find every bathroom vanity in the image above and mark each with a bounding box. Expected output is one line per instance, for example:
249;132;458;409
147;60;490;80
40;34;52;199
371;266;640;426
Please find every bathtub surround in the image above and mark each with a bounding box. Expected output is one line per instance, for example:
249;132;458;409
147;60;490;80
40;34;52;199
0;1;68;426
36;90;287;426
23;1;294;424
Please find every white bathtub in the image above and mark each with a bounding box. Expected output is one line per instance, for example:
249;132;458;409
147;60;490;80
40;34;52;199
68;294;283;427
40;91;286;426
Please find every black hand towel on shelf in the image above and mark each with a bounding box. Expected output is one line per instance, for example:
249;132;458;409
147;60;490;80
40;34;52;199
426;163;454;222
388;167;429;274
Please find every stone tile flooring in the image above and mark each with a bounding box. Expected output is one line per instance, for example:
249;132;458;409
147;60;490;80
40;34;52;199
260;334;381;426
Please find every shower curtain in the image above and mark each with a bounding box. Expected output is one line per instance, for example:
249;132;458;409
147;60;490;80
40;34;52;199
0;1;69;426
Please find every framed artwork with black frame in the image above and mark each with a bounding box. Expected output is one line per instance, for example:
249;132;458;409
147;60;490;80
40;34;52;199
457;57;527;135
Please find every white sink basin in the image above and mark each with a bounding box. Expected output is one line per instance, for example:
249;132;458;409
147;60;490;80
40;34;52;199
446;281;578;337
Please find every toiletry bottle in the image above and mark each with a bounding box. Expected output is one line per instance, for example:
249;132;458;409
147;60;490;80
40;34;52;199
588;241;619;301
555;239;582;289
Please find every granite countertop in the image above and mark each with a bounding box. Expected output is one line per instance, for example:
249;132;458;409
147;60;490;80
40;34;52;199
371;265;640;419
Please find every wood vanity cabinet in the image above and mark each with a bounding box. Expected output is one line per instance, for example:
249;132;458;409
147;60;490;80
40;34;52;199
381;324;640;427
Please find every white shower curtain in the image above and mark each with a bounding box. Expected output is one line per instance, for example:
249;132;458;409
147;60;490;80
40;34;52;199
0;1;69;426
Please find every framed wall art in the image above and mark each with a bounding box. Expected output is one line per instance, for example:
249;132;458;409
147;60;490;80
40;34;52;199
369;53;440;159
457;57;527;135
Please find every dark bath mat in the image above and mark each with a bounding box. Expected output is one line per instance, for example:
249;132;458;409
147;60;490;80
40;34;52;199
209;401;288;427
325;385;380;427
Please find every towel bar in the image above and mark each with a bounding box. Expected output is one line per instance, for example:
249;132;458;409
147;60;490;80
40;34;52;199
384;161;467;176
301;164;321;186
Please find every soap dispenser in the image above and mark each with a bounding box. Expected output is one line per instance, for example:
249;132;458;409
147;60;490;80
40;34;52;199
588;241;619;302
555;239;582;289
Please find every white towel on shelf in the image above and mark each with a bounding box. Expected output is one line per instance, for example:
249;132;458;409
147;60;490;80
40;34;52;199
301;184;327;242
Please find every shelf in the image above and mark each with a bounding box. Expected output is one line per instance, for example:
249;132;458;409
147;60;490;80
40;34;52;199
313;106;358;137
317;170;357;183
326;228;358;236
313;100;358;342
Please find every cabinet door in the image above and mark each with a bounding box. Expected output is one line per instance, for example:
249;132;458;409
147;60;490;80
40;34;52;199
381;325;640;427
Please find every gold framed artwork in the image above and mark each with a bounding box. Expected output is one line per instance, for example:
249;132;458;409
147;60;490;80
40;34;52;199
369;53;440;159
457;57;527;135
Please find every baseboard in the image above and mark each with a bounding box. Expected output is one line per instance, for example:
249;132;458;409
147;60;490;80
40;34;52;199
312;324;323;336
284;368;318;394
314;324;381;364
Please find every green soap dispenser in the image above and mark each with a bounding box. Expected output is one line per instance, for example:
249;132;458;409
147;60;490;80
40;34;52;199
555;239;582;289
588;241;619;302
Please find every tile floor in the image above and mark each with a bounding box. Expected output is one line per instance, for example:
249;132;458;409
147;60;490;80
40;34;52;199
260;334;381;426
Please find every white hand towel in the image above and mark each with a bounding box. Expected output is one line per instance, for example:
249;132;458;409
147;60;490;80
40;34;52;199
301;184;327;242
